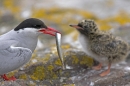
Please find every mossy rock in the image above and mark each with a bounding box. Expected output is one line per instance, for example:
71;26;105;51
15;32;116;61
15;49;94;81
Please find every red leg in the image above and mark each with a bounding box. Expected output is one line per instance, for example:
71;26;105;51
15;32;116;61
100;63;111;77
1;74;16;81
93;63;102;70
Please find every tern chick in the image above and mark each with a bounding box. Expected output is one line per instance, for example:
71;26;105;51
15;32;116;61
70;19;130;76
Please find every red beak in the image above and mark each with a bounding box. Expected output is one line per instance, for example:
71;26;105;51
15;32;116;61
39;27;60;36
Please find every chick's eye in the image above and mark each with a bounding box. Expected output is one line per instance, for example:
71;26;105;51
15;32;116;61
84;26;87;28
78;24;82;27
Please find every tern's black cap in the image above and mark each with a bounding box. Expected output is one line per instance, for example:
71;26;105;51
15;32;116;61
14;18;47;31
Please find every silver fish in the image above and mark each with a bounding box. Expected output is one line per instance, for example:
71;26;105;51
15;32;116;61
55;33;65;70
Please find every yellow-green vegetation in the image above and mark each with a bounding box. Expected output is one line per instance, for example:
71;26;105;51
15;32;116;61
40;54;51;62
54;59;62;66
17;49;94;81
79;56;93;67
72;55;79;64
106;12;130;25
1;0;130;33
30;8;130;33
7;71;17;78
28;65;58;80
19;64;58;80
19;74;27;80
71;54;93;67
31;8;97;34
46;65;58;79
32;51;37;59
47;65;54;71
61;44;71;50
96;12;130;31
1;0;20;19
30;66;45;80
63;84;75;86
96;19;112;31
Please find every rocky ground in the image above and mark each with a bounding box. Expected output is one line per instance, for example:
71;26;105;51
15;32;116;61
1;44;130;86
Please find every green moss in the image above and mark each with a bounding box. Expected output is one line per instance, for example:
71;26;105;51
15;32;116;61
51;73;58;79
46;64;59;79
19;74;27;80
72;55;79;64
63;84;75;86
47;65;54;71
54;59;62;66
29;84;37;86
41;55;51;62
30;66;45;80
80;56;93;67
7;71;17;78
61;44;71;49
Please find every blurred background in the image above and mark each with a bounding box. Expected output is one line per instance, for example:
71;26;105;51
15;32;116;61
1;0;130;50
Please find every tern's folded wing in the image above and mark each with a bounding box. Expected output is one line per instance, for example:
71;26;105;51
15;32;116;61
0;40;32;74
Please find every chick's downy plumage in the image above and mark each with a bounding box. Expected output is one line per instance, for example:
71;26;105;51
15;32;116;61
70;19;130;76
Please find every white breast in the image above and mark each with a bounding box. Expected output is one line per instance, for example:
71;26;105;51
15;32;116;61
78;34;95;57
78;34;107;65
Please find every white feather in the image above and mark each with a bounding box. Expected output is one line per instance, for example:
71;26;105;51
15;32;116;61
78;33;107;65
0;28;39;74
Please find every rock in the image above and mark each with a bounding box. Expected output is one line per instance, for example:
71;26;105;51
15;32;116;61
15;49;94;81
1;45;130;86
0;80;27;86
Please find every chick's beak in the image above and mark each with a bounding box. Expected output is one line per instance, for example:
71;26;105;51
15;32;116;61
69;25;83;29
39;27;60;36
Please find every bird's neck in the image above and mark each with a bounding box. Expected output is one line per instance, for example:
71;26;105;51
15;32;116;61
18;34;39;52
18;36;38;52
83;29;100;40
4;30;38;52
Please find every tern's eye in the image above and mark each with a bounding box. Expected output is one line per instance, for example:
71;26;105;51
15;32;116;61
33;25;41;28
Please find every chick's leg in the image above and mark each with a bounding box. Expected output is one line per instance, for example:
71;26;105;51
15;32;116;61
100;63;111;77
93;63;102;70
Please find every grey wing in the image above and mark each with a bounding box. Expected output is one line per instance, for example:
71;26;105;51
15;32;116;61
91;36;128;57
0;40;32;74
